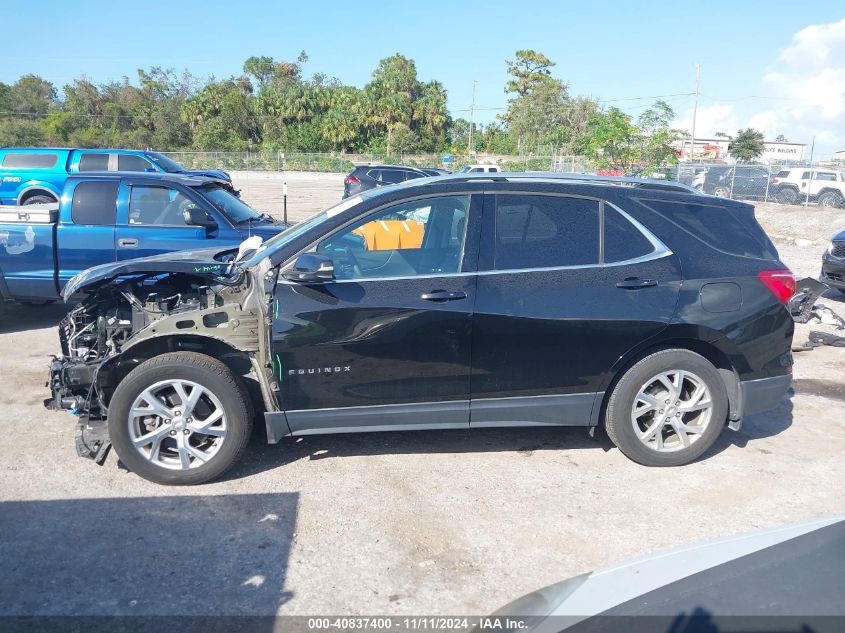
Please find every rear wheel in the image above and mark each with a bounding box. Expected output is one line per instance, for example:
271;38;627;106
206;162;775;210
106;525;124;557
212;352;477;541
108;352;252;485
604;349;727;467
778;187;799;205
713;185;731;198
21;195;56;205
818;191;844;209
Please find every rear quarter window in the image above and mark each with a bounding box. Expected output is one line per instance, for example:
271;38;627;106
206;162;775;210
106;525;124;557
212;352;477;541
636;198;778;260
2;153;59;169
71;181;119;225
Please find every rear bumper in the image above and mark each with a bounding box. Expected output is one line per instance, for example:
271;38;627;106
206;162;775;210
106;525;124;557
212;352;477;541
740;374;792;417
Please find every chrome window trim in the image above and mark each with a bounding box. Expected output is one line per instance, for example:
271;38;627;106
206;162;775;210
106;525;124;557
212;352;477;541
277;191;673;286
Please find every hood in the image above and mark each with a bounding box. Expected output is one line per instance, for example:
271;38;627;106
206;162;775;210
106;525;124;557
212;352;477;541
62;246;239;300
235;221;289;240
180;168;231;181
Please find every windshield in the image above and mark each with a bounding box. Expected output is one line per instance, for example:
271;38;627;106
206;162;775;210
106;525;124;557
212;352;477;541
197;185;261;224
146;152;186;173
239;195;364;268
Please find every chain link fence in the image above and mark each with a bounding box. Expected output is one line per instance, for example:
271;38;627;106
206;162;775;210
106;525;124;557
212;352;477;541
161;151;845;209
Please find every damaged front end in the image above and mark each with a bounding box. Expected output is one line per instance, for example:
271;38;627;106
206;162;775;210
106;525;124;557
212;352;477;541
45;247;279;464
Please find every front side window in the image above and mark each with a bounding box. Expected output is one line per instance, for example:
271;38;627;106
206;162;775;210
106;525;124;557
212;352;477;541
78;153;110;171
118;154;155;172
128;185;194;225
801;171;811;179
494;195;600;270
317;195;470;280
71;181;118;226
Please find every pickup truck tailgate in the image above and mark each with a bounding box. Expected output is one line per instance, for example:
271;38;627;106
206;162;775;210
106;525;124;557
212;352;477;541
0;204;59;300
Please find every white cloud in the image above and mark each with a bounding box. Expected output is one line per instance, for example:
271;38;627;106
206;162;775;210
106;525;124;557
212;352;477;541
672;104;737;137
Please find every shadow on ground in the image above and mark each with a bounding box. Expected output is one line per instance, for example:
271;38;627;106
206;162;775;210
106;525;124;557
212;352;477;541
227;422;614;481
0;493;298;619
0;302;70;334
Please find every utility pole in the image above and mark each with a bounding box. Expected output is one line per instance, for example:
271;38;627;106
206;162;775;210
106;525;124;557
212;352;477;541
689;64;700;162
468;80;477;157
806;136;815;206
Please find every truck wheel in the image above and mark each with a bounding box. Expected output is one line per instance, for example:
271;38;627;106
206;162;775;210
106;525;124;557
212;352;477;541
818;192;844;209
21;195;56;205
778;187;799;205
604;349;727;467
108;352;252;485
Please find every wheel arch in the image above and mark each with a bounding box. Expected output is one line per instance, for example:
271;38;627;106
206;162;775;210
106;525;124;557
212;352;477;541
17;184;60;204
596;336;741;428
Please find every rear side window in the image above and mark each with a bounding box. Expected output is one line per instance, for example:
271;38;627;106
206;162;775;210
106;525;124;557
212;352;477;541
379;169;405;184
816;172;837;181
494;195;599;269
71;181;118;225
2;153;58;169
404;170;425;180
775;170;789;178
118;154;154;172
78;153;110;171
604;206;655;263
637;199;777;260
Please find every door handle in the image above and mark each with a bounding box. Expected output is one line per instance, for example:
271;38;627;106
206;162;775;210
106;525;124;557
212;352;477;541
118;238;139;248
616;277;658;290
421;290;467;302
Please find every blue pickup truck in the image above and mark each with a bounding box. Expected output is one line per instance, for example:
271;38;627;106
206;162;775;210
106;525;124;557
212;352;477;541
0;172;286;306
0;147;230;206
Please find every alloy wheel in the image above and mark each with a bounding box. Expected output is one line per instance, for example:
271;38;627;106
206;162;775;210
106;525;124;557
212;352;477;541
630;370;713;453
128;379;227;470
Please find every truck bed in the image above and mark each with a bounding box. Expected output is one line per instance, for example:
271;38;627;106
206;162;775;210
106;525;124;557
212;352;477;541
0;204;60;301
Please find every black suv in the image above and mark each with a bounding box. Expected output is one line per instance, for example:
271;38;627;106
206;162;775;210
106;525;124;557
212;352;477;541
48;174;795;484
343;164;446;198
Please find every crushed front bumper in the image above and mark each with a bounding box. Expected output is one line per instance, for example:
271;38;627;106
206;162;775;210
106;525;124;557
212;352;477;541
44;355;111;464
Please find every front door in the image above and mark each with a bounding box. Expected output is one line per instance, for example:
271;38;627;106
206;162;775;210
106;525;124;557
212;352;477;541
470;193;682;427
115;182;218;259
272;193;481;434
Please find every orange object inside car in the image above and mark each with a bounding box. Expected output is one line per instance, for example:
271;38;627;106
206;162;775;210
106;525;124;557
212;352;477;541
353;220;425;251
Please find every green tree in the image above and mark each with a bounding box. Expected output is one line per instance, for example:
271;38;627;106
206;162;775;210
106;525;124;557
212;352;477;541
581;107;638;171
774;133;788;143
9;74;56;115
505;50;555;97
729;128;765;161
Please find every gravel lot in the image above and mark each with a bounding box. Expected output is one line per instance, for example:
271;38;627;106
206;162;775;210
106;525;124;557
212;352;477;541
1;171;843;617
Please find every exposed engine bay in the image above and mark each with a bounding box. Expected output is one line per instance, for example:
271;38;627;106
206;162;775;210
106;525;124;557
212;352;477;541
45;254;279;464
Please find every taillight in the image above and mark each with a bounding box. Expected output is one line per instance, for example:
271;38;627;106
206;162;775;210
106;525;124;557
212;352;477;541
771;178;780;184
344;176;360;185
757;269;796;304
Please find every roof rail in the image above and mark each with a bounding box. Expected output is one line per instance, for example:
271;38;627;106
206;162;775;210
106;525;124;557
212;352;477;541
430;172;701;194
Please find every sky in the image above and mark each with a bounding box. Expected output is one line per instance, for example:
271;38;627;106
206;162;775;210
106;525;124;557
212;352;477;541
3;0;845;157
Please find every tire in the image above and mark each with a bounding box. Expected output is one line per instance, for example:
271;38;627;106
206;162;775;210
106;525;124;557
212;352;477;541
778;187;799;205
108;351;252;485
21;195;56;205
818;191;844;209
713;186;731;198
604;349;727;467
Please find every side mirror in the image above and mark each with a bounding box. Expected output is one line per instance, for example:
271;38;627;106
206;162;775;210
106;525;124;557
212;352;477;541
183;206;217;230
283;253;334;282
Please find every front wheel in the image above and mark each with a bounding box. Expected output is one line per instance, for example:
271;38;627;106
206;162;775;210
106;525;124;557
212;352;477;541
604;349;727;467
108;352;252;485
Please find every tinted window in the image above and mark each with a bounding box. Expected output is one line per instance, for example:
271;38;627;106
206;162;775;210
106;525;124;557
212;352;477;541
604;206;655;263
71;181;118;226
776;170;789;178
78;153;110;171
317;195;470;280
801;171;811;179
404;170;425;180
2;153;58;169
816;172;837;181
118;154;154;172
366;169;382;181
379;169;405;184
638;199;777;260
128;185;193;225
494;195;599;270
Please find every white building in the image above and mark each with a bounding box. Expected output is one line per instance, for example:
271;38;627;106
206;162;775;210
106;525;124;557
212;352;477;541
674;138;806;163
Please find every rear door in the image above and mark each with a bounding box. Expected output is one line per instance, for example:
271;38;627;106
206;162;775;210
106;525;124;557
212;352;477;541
469;192;682;427
271;193;481;434
55;180;119;290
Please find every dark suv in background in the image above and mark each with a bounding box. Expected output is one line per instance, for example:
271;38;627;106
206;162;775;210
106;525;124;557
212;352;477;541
48;173;795;484
342;164;447;198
